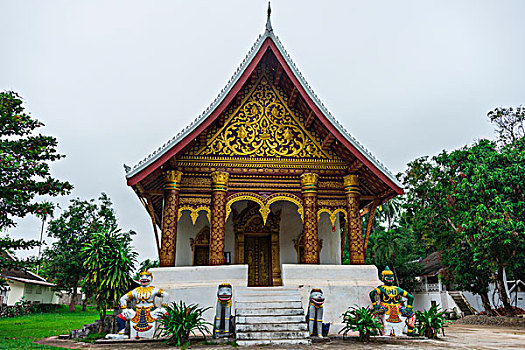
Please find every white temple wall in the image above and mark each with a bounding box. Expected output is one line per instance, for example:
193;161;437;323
174;200;342;267
224;215;235;263
274;201;302;264
175;211;209;266
318;213;341;264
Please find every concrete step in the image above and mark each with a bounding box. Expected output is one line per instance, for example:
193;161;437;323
236;301;303;309
236;330;310;340
236;308;304;316
236;294;301;302
236;288;299;296
236;339;311;346
236;315;305;324
236;322;308;332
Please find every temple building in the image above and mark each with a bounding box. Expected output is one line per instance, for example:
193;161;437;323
125;11;402;290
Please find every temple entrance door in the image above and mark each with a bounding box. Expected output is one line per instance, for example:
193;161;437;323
244;235;272;287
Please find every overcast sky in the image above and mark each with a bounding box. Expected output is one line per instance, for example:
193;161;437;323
2;1;524;263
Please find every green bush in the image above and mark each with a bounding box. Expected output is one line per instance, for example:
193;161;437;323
157;301;211;346
415;305;448;338
340;305;383;342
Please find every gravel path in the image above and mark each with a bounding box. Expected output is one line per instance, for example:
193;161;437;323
36;322;525;349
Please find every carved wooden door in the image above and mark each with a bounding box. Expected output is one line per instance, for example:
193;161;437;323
244;235;271;286
194;246;209;266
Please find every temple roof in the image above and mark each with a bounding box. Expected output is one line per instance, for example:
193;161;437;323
125;14;403;195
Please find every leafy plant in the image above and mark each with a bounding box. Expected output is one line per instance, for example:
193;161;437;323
415;305;448;338
340;305;383;342
82;227;137;332
157;301;211;346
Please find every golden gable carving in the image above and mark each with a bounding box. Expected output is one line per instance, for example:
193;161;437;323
197;75;332;160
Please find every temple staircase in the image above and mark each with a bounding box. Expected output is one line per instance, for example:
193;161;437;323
448;291;475;316
234;287;311;346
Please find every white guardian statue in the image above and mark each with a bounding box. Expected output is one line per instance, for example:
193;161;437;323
119;269;169;339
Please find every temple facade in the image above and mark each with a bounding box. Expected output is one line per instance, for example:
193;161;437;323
125;14;402;288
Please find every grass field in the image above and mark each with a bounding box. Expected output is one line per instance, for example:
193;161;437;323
0;305;99;349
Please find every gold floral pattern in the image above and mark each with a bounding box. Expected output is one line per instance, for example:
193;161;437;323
199;77;329;159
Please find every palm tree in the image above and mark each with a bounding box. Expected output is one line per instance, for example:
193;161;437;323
372;230;404;284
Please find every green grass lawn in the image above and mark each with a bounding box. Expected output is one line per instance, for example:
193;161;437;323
0;305;99;349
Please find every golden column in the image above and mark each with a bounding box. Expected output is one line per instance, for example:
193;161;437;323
159;170;182;267
300;173;319;264
344;174;364;264
209;171;229;265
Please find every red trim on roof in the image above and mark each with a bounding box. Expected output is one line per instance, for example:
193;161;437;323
127;37;403;195
127;39;273;186
266;40;403;195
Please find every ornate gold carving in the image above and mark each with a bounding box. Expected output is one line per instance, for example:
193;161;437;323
318;199;347;207
181;177;210;188
344;174;360;195
210;188;227;265
164;170;182;190
300;173;319;187
293;232;323;264
178;157;346;170
178;206;211;225
318;181;343;189
160;187;179;267
198;76;331;159
179;197;211;206
211;171;229;191
317;208;348;228
225;192;304;225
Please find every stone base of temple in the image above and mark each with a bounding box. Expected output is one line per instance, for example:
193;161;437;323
281;264;381;325
150;264;380;333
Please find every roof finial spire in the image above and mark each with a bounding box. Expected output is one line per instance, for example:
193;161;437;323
266;1;273;32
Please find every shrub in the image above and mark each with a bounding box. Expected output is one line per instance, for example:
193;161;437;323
340;305;383;342
157;301;211;346
416;305;448;338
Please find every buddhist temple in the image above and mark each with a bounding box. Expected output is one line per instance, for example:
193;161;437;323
124;7;402;292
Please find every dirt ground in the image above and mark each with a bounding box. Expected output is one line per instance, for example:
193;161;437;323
36;323;525;350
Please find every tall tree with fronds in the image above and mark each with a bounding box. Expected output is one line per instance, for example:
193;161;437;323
82;227;137;332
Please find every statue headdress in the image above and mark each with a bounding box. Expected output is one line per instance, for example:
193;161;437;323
381;266;394;277
139;269;153;277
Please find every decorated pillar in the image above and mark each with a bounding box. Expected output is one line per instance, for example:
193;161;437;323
300;173;319;264
344;174;364;264
160;170;182;267
210;171;229;265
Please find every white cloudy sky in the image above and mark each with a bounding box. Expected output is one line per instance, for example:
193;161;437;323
2;1;524;263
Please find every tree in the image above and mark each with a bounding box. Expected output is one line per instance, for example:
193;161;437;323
82;227;137;332
0;237;40;272
488;106;525;145
43;194;117;312
0;91;72;230
400;155;496;315
133;259;159;280
400;137;525;316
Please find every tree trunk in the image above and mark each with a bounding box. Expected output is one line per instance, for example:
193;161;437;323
495;265;514;316
480;291;493;316
69;287;77;313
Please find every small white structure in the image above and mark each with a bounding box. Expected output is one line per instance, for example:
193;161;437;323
413;252;525;315
1;254;58;306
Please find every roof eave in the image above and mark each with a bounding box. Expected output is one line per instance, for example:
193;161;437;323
126;28;403;195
